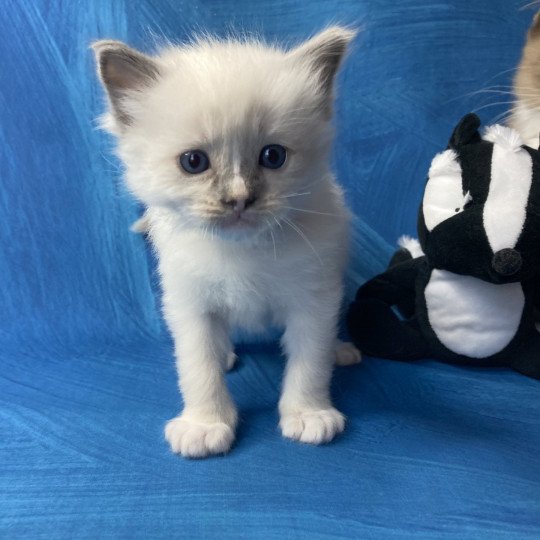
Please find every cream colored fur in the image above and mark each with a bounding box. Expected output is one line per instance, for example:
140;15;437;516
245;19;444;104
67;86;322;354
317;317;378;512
510;12;540;147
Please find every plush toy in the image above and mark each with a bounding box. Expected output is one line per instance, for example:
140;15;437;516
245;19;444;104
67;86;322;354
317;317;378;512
347;113;540;379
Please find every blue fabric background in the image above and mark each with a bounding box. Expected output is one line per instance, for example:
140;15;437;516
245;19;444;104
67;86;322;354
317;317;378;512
1;1;539;537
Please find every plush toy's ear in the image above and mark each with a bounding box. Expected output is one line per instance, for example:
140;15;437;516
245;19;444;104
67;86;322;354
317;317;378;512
448;113;482;150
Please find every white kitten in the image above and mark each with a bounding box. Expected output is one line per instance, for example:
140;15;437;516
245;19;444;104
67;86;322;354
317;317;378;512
93;28;360;458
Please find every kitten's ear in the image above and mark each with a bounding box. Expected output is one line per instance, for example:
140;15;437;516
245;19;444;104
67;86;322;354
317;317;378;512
290;26;356;111
92;40;161;126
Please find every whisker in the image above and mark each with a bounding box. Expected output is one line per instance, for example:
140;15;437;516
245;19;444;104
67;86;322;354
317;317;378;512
265;210;284;232
278;191;312;199
485;66;520;80
472;100;519;113
265;218;277;260
282;206;337;217
520;0;540;10
465;85;540;93
468;89;517;97
491;110;515;125
274;216;283;231
281;216;322;265
100;152;122;173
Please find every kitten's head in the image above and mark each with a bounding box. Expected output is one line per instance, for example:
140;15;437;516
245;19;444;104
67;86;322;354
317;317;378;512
93;28;355;239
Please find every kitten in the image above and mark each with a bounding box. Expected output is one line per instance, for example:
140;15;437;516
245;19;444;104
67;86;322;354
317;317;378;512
93;28;360;458
510;12;540;333
510;11;540;147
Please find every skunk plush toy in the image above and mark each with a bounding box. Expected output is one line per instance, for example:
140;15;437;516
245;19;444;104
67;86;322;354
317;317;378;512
347;113;540;379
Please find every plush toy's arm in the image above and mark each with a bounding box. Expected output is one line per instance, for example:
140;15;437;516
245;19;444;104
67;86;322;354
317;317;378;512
356;256;424;306
347;257;430;361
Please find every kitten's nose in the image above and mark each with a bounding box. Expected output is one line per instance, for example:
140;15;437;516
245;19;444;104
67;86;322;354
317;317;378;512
221;196;257;214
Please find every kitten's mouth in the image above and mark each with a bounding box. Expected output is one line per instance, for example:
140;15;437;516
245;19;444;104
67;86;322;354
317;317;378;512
215;212;260;230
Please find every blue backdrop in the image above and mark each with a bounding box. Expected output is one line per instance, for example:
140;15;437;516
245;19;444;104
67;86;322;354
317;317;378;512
1;1;539;537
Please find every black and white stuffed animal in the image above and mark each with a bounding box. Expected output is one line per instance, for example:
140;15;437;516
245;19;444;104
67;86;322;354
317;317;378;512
347;113;540;379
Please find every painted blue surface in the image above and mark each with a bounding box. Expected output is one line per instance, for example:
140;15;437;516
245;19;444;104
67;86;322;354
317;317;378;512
1;1;539;537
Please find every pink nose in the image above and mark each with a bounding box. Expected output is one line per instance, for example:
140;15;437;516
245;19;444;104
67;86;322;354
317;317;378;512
221;196;257;214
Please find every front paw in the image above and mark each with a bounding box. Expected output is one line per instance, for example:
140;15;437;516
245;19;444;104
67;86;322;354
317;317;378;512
164;416;235;458
279;407;345;445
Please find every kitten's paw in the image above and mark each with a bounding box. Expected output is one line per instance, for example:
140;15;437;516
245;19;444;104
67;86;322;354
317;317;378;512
280;407;345;445
335;340;362;366
226;351;238;371
164;416;235;458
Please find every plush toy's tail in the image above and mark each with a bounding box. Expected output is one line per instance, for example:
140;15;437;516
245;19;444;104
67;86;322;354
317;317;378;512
387;236;424;269
397;236;424;257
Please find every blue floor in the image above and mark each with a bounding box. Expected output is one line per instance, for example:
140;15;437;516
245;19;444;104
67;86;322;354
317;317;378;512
1;1;539;537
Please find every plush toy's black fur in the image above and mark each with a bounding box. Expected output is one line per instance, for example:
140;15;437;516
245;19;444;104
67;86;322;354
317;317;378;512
347;114;540;379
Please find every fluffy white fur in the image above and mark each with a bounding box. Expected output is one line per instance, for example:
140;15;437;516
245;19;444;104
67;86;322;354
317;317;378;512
483;124;523;152
483;130;532;253
398;235;424;259
93;28;360;458
425;270;525;358
423;149;465;232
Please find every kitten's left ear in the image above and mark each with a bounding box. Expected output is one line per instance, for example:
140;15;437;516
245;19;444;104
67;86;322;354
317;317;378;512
290;26;357;111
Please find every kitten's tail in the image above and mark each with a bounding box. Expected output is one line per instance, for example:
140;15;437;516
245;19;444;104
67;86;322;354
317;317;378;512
397;235;424;259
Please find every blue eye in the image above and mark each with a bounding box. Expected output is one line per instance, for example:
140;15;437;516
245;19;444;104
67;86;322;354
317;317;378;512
259;144;287;169
179;150;210;174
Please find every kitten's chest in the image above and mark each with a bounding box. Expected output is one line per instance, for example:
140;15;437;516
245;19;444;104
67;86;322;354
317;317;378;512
153;215;338;330
207;255;285;330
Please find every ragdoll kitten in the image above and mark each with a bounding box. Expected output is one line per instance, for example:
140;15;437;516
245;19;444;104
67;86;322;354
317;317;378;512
510;11;540;146
93;27;360;458
511;11;540;332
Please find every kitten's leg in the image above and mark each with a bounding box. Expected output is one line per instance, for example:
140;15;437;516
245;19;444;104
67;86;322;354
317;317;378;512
279;295;345;444
334;339;362;366
164;313;238;458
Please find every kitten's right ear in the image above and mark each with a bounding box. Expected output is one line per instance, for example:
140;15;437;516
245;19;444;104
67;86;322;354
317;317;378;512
92;40;161;126
448;113;482;150
289;27;357;115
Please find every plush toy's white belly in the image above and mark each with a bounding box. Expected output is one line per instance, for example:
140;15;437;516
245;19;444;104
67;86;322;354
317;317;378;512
425;270;525;358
